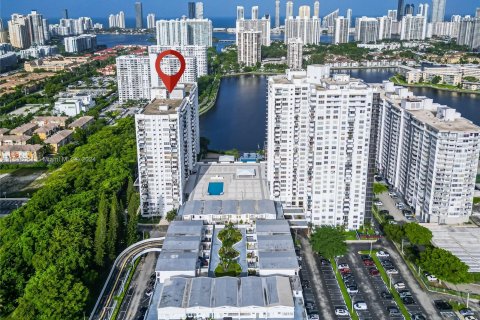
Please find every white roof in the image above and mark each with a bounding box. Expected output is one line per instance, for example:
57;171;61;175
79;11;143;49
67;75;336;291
236;167;256;177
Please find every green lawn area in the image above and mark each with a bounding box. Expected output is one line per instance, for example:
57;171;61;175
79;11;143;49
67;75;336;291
373;182;388;195
344;230;358;240
476;174;480;184
330;259;358;320
361;250;411;320
474;197;480;205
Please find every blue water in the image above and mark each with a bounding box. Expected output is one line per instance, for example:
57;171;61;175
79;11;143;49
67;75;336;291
208;182;224;195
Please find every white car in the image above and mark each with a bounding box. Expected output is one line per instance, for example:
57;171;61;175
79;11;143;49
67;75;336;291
394;282;406;290
465;316;478;320
376;250;390;258
353;302;368;311
389;192;397;197
426;274;438;282
335;307;349;316
308;314;320;320
338;263;350;270
374;201;383;206
386;268;399;275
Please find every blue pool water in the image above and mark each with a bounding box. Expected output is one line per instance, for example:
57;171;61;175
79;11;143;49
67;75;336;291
208;182;224;195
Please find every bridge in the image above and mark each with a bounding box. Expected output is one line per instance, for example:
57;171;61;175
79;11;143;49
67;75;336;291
89;237;164;320
217;39;235;43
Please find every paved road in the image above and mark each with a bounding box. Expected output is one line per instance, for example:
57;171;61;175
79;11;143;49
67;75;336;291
299;235;336;319
373;241;442;320
377;192;407;222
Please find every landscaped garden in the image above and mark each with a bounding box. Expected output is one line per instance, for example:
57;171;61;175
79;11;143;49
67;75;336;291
215;223;243;277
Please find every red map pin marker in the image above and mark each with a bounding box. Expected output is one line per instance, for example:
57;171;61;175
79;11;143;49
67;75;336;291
154;50;186;93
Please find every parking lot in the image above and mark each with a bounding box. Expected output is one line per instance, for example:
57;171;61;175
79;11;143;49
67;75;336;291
318;258;350;319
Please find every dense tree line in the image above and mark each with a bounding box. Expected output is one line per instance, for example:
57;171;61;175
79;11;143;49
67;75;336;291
383;222;470;283
0;118;139;319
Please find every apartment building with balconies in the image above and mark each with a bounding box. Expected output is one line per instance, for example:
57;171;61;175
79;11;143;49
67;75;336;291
135;84;199;217
267;65;376;230
377;82;480;224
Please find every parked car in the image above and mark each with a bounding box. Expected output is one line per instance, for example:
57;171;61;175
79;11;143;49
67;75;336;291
379;210;390;215
347;285;359;294
464;316;478;320
388;191;397;197
406;216;416;221
402;296;415;305
308;314;320;320
387;306;401;316
338;263;349;270
460;308;475;316
396;202;405;209
394;281;406;290
353;301;368;311
320;259;330;266
434;300;453;311
335;307;349;316
424;272;438;282
381;259;394;267
380;291;393;300
385;267;399;275
411;314;426;320
361;254;372;261
376;250;390;258
398;290;412;298
369;268;380;276
363;259;375;266
340;268;351;275
374;201;383;206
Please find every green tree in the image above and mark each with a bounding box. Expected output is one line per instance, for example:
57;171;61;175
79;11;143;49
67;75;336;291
29;134;43;145
106;195;119;261
310;226;347;259
166;208;178;222
404;223;432;245
127;193;140;246
225;148;240;159
431;76;442;84
126;176;134;206
93;193;108;266
383;223;405;243
418;247;470;283
373;182;388;195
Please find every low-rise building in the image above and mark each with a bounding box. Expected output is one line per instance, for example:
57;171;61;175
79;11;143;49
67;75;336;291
0;135;31;146
0;145;44;162
32;116;69;128
33;124;59;140
10;123;38;136
54;93;95;116
44;130;74;153
68;116;94;130
24;56;89;72
0;52;18;72
0;128;10;136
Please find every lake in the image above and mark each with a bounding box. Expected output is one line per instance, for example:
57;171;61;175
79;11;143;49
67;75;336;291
200;70;480;152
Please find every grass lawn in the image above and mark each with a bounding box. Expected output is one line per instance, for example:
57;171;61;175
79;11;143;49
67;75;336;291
344;230;358;240
361;250;411;320
330;259;358;320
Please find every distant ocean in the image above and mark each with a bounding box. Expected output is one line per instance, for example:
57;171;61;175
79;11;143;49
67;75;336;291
46;17;239;28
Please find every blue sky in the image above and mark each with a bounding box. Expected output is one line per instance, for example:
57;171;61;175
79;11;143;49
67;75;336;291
3;0;477;20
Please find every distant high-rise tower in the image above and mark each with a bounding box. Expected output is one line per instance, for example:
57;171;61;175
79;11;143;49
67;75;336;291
334;16;350;43
275;0;280;28
237;6;245;20
397;0;405;20
431;0;446;22
346;9;352;28
404;4;414;15
299;6;311;18
476;8;480;18
286;1;294;19
63;9;69;19
314;1;320;18
196;2;204;19
252;6;259;20
135;2;143;28
188;2;196;19
147;13;156;29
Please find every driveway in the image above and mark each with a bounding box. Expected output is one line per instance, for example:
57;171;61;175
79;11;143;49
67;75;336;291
377;192;407;222
299;235;336;320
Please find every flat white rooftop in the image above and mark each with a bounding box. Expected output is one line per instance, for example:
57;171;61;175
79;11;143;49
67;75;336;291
184;163;269;201
427;224;480;273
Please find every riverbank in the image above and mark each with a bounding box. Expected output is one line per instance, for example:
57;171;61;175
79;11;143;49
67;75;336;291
390;75;480;95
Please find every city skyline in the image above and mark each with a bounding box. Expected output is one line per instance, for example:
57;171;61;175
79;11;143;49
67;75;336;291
3;0;476;20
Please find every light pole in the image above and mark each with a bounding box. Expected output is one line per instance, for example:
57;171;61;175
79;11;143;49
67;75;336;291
467;290;471;308
369;241;373;255
401;238;405;255
389;272;392;290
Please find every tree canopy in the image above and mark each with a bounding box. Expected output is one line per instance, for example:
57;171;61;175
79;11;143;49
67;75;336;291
310;226;347;259
418;247;470;284
0;118;137;318
404;223;432;246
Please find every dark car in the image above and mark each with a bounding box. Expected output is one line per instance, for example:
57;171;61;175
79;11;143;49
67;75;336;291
434;300;452;311
361;254;372;261
320;259;330;266
402;296;415;305
380;291;393;300
379;210;390;215
363;259;375;266
369;268;380;276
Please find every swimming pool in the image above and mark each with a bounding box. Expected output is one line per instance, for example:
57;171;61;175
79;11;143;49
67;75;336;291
208;182;224;196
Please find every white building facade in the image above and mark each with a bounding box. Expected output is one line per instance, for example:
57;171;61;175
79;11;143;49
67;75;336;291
156;18;212;47
267;66;375;229
287;38;303;70
377;83;480;224
116;55;151;104
284;16;321;45
237;31;261;67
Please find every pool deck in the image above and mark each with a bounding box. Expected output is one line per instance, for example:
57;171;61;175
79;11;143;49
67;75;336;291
185;163;269;201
